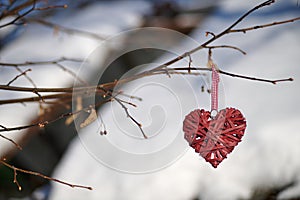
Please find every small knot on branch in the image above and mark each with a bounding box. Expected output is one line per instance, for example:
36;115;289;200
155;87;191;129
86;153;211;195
38;121;48;128
205;31;216;38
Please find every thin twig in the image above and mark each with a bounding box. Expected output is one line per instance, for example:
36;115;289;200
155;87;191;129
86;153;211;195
114;91;143;101
0;84;88;93
0;0;296;136
6;69;32;86
0;93;71;105
1;57;86;88
205;45;247;55
0;1;37;29
107;0;278;85
0;0;296;98
230;17;300;33
114;97;147;139
0;159;93;190
171;67;294;84
0;64;293;104
0;99;109;133
15;66;37;87
34;4;67;11
0;134;22;150
0;57;83;67
26;18;106;40
171;0;276;62
13;167;22;191
0;88;142;105
0;0;39;19
100;88;147;138
218;69;293;84
56;63;88;86
0;1;67;29
117;98;137;108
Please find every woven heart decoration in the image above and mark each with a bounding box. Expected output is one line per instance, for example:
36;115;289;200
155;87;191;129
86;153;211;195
183;107;246;168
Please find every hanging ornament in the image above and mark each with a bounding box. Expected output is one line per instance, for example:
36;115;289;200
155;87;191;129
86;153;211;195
183;60;247;168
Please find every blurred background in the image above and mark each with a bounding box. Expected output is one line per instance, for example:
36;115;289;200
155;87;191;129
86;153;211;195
0;0;299;199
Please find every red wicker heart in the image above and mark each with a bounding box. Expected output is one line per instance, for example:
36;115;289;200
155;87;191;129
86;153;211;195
183;108;246;168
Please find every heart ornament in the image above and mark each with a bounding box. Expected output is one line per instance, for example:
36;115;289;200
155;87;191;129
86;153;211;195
183;107;246;168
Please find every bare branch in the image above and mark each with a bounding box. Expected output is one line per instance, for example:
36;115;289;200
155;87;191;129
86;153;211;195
0;99;109;133
34;4;67;11
0;57;83;68
230;17;300;33
205;45;247;55
0;93;72;105
0;1;37;29
100;88;147;139
0;0;39;19
1;57;87;87
0;87;137;105
0;81;93;92
0;159;93;190
217;69;293;84
183;0;276;58
56;63;88;86
114;97;147;139
98;0;278;89
0;62;293;107
26;18;106;40
0;133;22;150
0;1;67;29
6;69;32;86
1;0;298;193
13;167;22;191
171;67;294;84
0;0;297;106
6;65;45;103
14;66;37;87
224;0;275;31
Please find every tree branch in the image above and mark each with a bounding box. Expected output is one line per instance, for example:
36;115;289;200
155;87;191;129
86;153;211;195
0;1;67;29
205;45;247;55
0;57;83;67
0;133;22;150
230;17;300;33
171;67;294;84
6;69;32;86
179;0;276;59
0;64;293;107
26;18;106;40
0;0;298;192
0;1;37;29
0;98;110;133
0;159;93;190
114;97;147;139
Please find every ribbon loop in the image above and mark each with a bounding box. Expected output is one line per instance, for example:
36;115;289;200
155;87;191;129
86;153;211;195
211;63;219;116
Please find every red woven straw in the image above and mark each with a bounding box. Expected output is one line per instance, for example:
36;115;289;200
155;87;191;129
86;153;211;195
183;108;246;168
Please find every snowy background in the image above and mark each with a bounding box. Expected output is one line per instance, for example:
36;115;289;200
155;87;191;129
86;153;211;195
0;0;300;199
